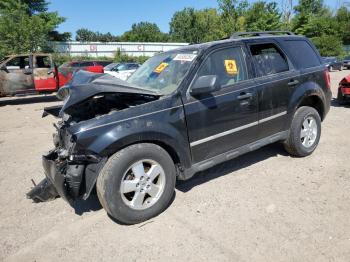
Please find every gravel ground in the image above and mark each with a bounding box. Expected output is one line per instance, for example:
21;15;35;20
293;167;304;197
0;70;349;262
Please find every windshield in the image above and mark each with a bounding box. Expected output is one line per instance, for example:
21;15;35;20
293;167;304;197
105;63;119;70
127;50;198;95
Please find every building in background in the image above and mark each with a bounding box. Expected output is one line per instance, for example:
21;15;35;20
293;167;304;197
51;42;189;57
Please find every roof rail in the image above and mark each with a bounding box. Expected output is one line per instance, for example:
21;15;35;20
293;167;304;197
231;31;295;39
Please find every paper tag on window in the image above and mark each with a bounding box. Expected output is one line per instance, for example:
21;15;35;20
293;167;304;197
173;54;197;62
224;60;238;75
154;62;168;74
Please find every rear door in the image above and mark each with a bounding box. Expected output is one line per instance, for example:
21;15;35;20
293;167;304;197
245;41;299;139
33;55;58;91
183;44;258;163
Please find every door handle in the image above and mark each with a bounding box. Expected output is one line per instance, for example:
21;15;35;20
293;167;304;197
288;79;299;86
237;92;253;100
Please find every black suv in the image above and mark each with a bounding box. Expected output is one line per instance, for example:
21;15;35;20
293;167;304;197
28;31;332;224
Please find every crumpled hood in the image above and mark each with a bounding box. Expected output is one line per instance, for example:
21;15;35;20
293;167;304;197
57;70;160;116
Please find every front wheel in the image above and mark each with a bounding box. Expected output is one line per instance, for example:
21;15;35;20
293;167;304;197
283;106;321;157
97;143;176;224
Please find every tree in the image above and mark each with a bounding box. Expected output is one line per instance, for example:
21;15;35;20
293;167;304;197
169;8;197;42
245;1;283;31
336;6;350;45
311;35;345;57
0;0;66;56
290;0;346;57
169;8;225;43
121;22;168;42
294;0;324;14
76;28;98;42
217;0;248;35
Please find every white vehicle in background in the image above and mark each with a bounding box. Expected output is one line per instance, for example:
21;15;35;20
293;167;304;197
105;63;140;81
103;62;119;72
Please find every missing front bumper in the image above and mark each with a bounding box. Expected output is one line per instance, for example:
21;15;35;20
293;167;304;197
27;151;73;204
26;178;58;202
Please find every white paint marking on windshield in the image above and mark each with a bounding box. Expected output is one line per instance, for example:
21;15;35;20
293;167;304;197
173;54;197;62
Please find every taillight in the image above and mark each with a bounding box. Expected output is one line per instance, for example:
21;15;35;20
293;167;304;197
324;69;331;90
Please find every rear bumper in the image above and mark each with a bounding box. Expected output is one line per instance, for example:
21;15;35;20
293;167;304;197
340;87;350;96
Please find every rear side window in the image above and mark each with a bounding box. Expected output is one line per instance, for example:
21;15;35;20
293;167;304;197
283;40;321;69
249;43;289;77
35;56;51;68
196;46;249;88
71;62;81;67
79;61;94;67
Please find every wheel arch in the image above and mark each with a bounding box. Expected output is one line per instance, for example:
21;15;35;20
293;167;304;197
289;83;327;121
297;95;325;120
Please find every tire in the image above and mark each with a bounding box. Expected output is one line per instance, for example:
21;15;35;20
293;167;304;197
283;106;321;157
96;143;176;224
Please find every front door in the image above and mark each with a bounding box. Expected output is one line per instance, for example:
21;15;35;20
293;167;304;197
33;55;58;91
0;55;34;96
183;45;258;163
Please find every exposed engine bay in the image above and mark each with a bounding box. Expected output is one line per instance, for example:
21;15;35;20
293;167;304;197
27;71;161;203
65;93;158;122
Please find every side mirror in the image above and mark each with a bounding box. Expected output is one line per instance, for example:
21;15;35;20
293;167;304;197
190;75;220;96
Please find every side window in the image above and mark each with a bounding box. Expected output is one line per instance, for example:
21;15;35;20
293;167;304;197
116;64;127;71
127;64;138;70
250;43;289;77
71;62;81;68
6;56;30;70
35;56;51;68
283;40;321;69
79;61;94;67
196;46;249;88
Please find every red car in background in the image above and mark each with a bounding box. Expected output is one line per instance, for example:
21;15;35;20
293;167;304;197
338;74;350;104
0;54;58;96
58;60;112;86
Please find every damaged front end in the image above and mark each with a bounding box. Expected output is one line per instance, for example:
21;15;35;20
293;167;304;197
27;121;108;204
27;71;160;204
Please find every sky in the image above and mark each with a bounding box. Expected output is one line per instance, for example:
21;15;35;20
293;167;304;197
48;0;342;38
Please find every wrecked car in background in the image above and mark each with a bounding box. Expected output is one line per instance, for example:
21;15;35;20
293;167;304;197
0;54;112;97
0;54;58;97
337;74;350;104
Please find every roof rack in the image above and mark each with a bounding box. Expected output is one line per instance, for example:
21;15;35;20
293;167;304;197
231;31;295;39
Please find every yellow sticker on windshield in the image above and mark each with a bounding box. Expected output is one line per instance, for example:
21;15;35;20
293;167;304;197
224;60;238;75
154;62;168;74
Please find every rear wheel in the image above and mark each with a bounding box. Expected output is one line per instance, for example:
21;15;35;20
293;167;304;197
97;143;176;224
284;106;321;157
